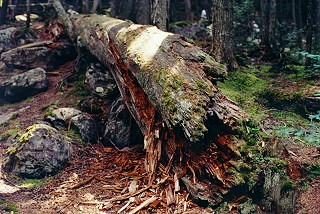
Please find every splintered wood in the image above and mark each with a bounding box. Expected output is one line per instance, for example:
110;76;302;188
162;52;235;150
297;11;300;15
43;145;206;213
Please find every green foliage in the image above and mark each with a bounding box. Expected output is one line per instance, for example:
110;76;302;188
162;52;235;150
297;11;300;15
0;199;18;213
307;164;320;179
298;51;320;77
275;124;320;146
308;110;320;121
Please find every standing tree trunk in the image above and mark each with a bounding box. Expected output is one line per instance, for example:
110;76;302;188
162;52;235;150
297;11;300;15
305;0;314;57
292;0;296;29
135;0;150;25
184;0;192;20
260;0;277;49
212;0;238;71
296;0;303;48
0;0;9;25
151;0;170;31
315;0;320;50
26;0;31;27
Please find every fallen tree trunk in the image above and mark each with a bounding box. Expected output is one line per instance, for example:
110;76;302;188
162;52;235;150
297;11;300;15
53;1;252;207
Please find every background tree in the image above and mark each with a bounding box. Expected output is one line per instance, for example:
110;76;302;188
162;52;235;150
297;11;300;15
0;0;9;25
151;0;170;31
212;0;239;70
260;0;277;49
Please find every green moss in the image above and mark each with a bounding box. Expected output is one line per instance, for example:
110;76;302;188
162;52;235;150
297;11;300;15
281;179;296;192
19;124;53;143
218;67;269;120
19;178;51;188
5;147;17;155
0;129;20;140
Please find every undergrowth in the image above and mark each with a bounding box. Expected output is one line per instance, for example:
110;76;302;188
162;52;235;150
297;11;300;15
219;66;319;146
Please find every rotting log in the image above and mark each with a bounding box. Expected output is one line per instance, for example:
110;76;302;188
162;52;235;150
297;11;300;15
53;1;252;207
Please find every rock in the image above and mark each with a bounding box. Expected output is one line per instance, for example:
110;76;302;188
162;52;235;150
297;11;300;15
0;68;48;102
85;63;118;99
0;43;76;71
103;97;143;149
70;114;99;144
0;106;30;127
0;27;18;54
45;107;82;130
2;124;72;178
45;107;99;144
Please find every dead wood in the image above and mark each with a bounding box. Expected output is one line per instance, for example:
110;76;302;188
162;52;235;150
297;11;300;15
70;175;95;189
53;0;253;208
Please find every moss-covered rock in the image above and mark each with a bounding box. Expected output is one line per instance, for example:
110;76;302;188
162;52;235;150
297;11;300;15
2;124;72;178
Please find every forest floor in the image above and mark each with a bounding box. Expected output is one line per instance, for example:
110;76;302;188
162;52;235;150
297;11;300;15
0;21;319;213
0;59;319;213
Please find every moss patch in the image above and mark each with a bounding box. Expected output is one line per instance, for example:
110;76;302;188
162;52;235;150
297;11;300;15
19;178;51;188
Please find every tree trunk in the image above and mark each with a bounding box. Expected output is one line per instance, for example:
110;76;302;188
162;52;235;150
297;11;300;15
305;0;314;56
260;0;277;49
135;0;150;25
26;0;31;27
0;0;9;25
292;0;296;28
53;0;253;207
212;0;239;71
296;0;303;48
315;0;320;50
151;0;169;31
184;0;192;20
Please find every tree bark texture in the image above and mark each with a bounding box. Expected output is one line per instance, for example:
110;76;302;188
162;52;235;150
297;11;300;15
211;0;238;71
151;0;170;31
54;0;251;205
260;0;277;48
135;0;150;25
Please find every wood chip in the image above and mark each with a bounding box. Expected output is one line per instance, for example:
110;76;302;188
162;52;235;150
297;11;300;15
174;173;180;192
70;175;95;189
166;185;175;206
128;196;157;214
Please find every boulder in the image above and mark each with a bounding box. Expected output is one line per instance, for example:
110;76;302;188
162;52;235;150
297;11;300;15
0;68;48;102
103;97;143;149
84;63;118;99
70;114;99;144
45;107;99;143
2;124;72;178
0;43;76;71
0;27;18;54
45;107;82;130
